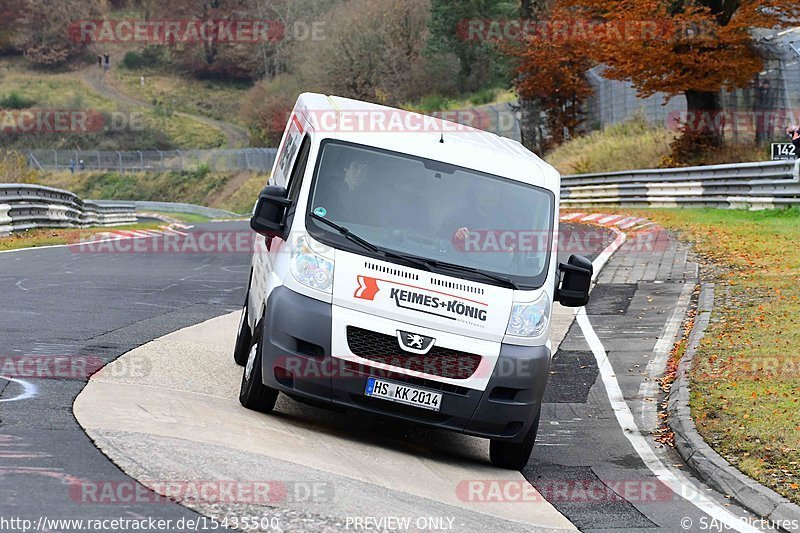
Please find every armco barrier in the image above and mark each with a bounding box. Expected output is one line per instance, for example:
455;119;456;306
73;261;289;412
26;148;278;174
94;200;241;220
5;159;798;237
562;160;800;209
0;184;136;235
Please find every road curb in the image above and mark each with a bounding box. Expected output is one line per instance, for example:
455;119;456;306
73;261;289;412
668;283;800;532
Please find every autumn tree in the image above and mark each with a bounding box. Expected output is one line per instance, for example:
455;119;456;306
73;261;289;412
147;0;255;79
514;0;548;153
0;151;38;184
427;0;518;92
144;0;336;80
294;0;455;104
240;73;301;146
566;0;800;146
506;5;595;148
248;0;340;80
0;0;24;53
12;0;105;65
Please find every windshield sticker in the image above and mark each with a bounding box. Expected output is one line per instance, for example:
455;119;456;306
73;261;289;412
313;206;328;217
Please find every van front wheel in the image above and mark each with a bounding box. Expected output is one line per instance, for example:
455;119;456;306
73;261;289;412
489;410;541;470
232;300;252;366
239;319;279;413
233;273;253;366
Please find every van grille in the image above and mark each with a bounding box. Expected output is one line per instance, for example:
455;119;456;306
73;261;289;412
346;326;481;380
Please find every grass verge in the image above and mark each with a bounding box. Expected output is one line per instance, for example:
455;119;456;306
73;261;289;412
114;69;250;126
545;117;773;175
606;207;800;503
402;88;516;114
0;223;162;252
545;119;675;174
33;169;266;215
0;59;225;150
142;211;213;224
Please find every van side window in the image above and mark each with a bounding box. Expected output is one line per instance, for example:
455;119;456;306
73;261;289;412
287;136;311;203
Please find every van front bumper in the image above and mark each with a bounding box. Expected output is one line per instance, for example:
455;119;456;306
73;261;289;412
260;286;550;443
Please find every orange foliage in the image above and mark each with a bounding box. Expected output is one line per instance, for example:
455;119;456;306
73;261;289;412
565;0;800;98
507;5;596;147
510;0;800;148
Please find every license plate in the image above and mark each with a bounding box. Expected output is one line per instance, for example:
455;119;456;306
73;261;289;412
365;378;442;412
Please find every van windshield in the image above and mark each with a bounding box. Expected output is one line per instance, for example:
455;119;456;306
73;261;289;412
305;140;554;289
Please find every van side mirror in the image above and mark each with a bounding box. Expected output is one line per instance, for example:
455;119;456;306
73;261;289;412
250;186;291;241
555;255;593;307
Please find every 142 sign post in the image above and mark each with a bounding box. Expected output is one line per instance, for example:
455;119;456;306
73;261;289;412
772;143;797;161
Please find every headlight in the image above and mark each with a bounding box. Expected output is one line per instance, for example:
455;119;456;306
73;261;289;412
506;293;550;337
291;236;334;293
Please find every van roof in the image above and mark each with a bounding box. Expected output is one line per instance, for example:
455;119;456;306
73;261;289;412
294;93;560;192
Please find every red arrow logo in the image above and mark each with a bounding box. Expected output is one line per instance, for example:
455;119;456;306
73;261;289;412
354;276;380;301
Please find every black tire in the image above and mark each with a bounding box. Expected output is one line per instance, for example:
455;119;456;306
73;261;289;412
233;273;253;366
233;302;252;366
239;319;279;413
489;409;541;470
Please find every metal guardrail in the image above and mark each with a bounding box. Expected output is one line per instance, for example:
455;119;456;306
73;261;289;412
94;200;241;219
25;148;278;174
0;184;136;235
4;159;798;237
561;160;800;209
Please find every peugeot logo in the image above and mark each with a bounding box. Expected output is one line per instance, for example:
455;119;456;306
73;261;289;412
406;334;426;349
396;330;435;354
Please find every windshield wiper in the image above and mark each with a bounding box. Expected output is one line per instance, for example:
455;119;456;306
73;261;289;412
309;213;432;271
310;213;378;252
309;213;517;288
422;258;519;290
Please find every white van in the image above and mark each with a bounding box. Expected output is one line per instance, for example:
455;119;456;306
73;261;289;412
234;94;592;469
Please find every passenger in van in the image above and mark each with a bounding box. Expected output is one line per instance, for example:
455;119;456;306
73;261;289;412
318;156;432;235
316;158;381;226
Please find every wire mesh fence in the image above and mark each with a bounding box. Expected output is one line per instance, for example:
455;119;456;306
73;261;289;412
584;66;687;131
584;27;800;141
26;148;278;174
